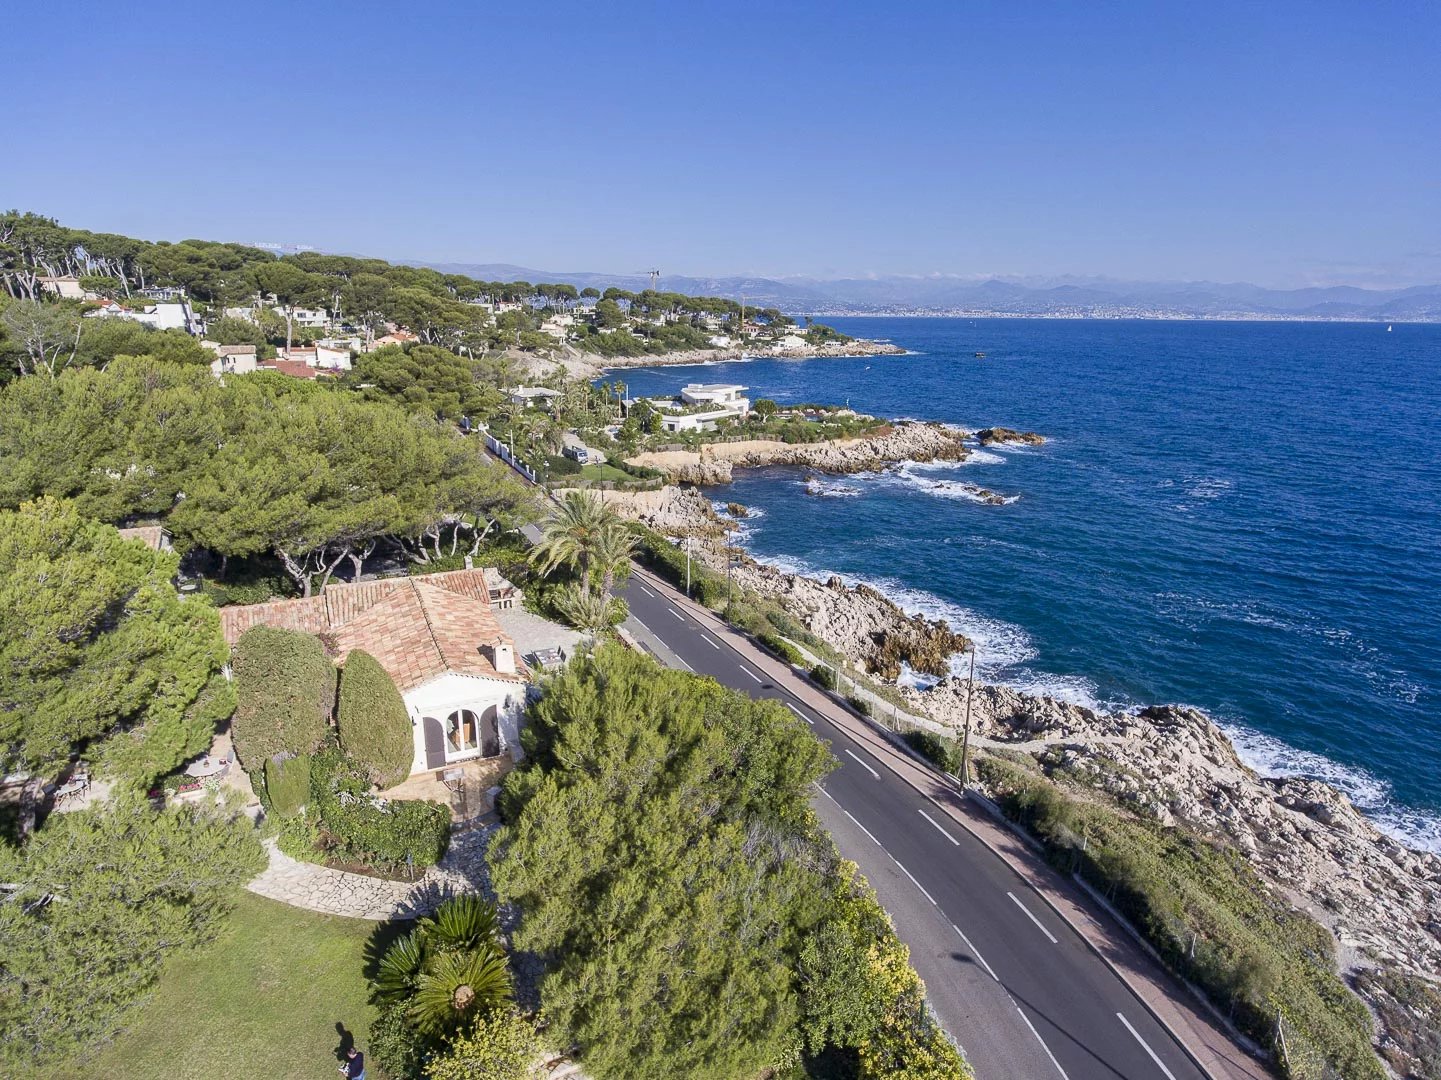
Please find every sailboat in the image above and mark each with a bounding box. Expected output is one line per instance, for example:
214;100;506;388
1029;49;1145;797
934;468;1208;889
1386;324;1393;332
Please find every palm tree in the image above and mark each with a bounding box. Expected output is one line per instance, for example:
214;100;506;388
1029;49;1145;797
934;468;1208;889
554;583;621;634
530;490;623;584
591;521;639;598
372;894;511;1037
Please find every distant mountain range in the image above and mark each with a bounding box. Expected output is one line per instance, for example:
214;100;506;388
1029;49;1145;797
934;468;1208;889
417;261;1441;321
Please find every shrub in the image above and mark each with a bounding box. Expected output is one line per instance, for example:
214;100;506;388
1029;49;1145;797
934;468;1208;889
758;633;804;666
231;627;336;772
337;650;414;789
902;730;958;773
308;748;449;870
810;664;837;691
845;695;872;717
264;752;311;817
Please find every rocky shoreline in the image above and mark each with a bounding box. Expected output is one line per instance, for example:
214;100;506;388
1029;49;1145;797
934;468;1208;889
625;419;972;485
526;337;906;380
590;426;1441;1055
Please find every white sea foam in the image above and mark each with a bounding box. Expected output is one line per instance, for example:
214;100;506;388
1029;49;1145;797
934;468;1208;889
743;549;1441;854
801;477;864;498
893;464;1020;504
1221;721;1441;855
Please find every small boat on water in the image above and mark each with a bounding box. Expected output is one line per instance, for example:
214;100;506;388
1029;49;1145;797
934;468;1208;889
1387;324;1393;332
974;351;986;358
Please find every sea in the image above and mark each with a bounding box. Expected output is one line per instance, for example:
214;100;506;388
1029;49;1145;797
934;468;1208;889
604;318;1441;853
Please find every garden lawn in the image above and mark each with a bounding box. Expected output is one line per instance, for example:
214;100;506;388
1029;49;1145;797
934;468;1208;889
48;892;385;1080
575;462;638;484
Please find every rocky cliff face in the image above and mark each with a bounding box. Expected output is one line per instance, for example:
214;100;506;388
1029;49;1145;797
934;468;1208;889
908;678;1441;979
627;421;970;484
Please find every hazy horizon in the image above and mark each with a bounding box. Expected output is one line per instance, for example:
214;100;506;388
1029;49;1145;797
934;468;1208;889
6;0;1438;290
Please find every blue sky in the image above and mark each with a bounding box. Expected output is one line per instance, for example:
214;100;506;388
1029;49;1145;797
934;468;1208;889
5;0;1438;287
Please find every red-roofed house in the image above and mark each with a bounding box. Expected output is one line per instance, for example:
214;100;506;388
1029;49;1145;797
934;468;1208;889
219;569;529;775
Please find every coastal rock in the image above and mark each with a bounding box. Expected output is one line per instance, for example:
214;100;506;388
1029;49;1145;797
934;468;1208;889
975;426;1046;446
626;420;970;484
556;485;727;538
909;679;1441;981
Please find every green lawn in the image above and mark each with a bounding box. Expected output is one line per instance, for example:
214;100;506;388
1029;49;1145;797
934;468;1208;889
576;462;638;484
50;892;389;1080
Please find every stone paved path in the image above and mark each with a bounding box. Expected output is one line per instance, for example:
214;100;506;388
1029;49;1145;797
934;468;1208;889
247;824;496;920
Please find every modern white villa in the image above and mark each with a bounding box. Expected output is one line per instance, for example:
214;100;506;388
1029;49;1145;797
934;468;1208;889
218;569;529;777
644;383;752;433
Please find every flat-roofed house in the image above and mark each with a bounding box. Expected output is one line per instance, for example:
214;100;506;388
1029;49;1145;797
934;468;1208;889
218;569;529;776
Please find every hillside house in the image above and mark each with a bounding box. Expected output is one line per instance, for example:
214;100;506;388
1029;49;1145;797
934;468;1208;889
203;342;260;376
39;275;86;299
218;569;528;776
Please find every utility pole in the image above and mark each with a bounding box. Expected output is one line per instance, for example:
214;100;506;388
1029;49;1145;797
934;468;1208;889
684;536;692;597
957;646;976;786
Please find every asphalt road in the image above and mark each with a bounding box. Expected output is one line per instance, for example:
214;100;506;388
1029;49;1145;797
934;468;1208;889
619;572;1207;1080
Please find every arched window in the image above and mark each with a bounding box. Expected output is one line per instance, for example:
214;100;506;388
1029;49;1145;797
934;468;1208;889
447;709;479;753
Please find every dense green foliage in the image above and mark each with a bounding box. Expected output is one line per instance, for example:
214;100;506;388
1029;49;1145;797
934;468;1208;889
490;646;969;1079
230;627;336;772
369;895;515;1077
337;649;414;788
263;752;312;817
0;798;264;1069
423;1009;546;1080
280;747;449;872
977;755;1382;1080
0;498;231;794
349;343;504;420
0;355;533;594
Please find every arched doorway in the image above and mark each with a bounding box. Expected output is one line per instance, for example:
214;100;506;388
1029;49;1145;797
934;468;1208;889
479;706;500;758
446;709;479;754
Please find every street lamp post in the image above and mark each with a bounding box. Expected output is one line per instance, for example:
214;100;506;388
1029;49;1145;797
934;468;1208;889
957;645;976;787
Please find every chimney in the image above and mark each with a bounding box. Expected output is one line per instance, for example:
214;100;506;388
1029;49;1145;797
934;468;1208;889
485;638;516;675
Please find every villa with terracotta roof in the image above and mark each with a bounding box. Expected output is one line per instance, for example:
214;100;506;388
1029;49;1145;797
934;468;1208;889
219;568;529;776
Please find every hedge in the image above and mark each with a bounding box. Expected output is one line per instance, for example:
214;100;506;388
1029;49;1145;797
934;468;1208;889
810;664;837;691
231;627;337;772
337;650;413;789
264;752;311;817
758;633;805;666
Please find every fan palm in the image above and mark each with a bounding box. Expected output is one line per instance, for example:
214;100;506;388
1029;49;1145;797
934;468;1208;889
420;892;502;954
408;949;513;1036
373;931;426;1003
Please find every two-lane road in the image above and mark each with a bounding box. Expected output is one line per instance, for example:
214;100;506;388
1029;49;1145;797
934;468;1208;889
620;571;1216;1080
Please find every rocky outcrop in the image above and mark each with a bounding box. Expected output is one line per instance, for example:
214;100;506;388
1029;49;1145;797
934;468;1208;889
557;485;728;538
627;421;970;484
907;678;1441;980
975;427;1046;446
724;560;968;679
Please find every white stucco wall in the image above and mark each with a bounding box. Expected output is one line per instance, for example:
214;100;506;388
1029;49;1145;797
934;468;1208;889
402;672;526;775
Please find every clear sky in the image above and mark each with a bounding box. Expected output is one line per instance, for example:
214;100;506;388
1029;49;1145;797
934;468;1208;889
6;0;1438;287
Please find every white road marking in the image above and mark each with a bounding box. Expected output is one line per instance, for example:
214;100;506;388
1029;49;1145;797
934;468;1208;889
919;808;960;846
891;857;937;906
785;702;813;725
813;783;836;803
840;808;882;847
701;633;721;649
638;584;655;597
951;923;999;982
1117;1013;1179;1080
740;665;762;683
844;748;880;779
1008;892;1059;944
1016;1006;1072;1079
667;607;685;620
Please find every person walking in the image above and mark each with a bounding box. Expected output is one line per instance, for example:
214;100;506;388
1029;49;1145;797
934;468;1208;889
338;1045;365;1080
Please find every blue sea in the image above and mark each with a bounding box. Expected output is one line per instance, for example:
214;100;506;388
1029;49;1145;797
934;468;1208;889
605;319;1441;852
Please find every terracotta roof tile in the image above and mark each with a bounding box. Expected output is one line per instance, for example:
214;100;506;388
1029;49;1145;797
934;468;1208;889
217;569;522;691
